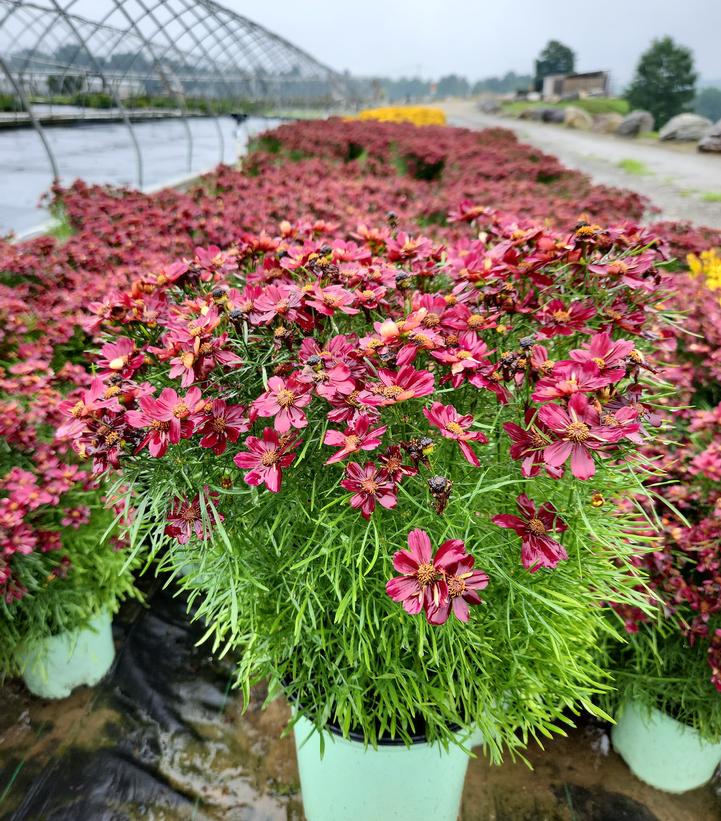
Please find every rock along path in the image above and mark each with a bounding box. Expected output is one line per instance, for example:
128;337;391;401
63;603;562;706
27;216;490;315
441;100;721;229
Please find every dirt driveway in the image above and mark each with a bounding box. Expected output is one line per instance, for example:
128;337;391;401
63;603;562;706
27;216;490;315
441;99;721;229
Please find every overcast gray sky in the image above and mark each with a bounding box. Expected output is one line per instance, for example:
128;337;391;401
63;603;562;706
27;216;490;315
226;0;720;86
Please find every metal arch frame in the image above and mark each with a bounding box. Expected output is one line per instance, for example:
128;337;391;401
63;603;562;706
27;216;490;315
0;0;356;192
107;0;195;173
0;53;58;179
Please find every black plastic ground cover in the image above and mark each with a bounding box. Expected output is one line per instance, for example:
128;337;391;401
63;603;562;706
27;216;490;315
0;581;304;820
1;580;720;821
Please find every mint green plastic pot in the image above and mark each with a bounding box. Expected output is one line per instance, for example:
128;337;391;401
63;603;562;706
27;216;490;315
612;700;721;793
293;714;472;821
16;611;115;699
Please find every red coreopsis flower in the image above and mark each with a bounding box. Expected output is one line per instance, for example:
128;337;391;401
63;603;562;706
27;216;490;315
97;337;145;378
233;428;299;493
58;378;122;438
492;494;568;572
249;283;303;325
569;332;635;383
423;401;488;466
531;360;609;403
359;365;435;406
252;375;312;433
340;461;397;519
297;361;356;401
165;490;222;544
587;252;656;290
386;232;435;262
538;393;639;480
191;399;250;455
601;299;647;335
385;528;467;617
61;506;91;529
323;414;387;465
126;386;201;457
377;445;418;483
169;333;242;388
305;284;359;317
535;299;596;338
431;331;491;385
503;409;562;479
426;554;489;625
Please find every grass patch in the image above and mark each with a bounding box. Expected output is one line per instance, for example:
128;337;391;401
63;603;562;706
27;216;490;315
501;98;629;117
617;158;652;176
701;192;721;203
47;202;75;244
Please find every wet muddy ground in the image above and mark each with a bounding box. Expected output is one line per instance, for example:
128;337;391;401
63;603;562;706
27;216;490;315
1;582;720;821
441;100;721;231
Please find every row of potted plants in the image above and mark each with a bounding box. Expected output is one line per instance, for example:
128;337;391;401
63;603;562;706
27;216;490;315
1;117;721;814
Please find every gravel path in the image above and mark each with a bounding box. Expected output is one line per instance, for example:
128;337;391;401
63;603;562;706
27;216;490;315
441;100;721;229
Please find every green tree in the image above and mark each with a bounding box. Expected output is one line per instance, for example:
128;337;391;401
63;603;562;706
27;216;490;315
534;40;575;90
695;87;721;123
435;74;470;98
626;36;697;128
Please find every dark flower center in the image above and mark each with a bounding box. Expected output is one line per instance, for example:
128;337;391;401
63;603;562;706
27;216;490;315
360;477;379;494
565;421;590;442
447;576;466;597
528;517;546;535
212;417;226;433
416;562;437;586
381;384;404;399
276;389;296;408
180;505;198;522
260;450;279;466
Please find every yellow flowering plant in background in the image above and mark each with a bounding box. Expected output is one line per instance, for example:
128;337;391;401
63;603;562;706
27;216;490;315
350;105;446;126
688;249;721;293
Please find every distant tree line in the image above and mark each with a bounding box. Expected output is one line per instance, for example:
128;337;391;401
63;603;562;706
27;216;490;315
371;71;533;102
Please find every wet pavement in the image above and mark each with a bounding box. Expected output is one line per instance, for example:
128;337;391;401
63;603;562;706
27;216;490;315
441;100;721;230
1;580;720;821
0;116;280;238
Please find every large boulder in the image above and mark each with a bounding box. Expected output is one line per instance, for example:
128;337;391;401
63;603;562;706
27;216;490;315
518;107;549;121
563;106;593;130
659;113;713;142
479;99;501;114
617;110;654;137
594;112;624;134
542;108;566;123
699;119;721;152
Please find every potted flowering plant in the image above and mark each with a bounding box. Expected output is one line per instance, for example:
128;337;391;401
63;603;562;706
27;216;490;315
0;386;138;699
607;397;721;793
70;215;669;820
